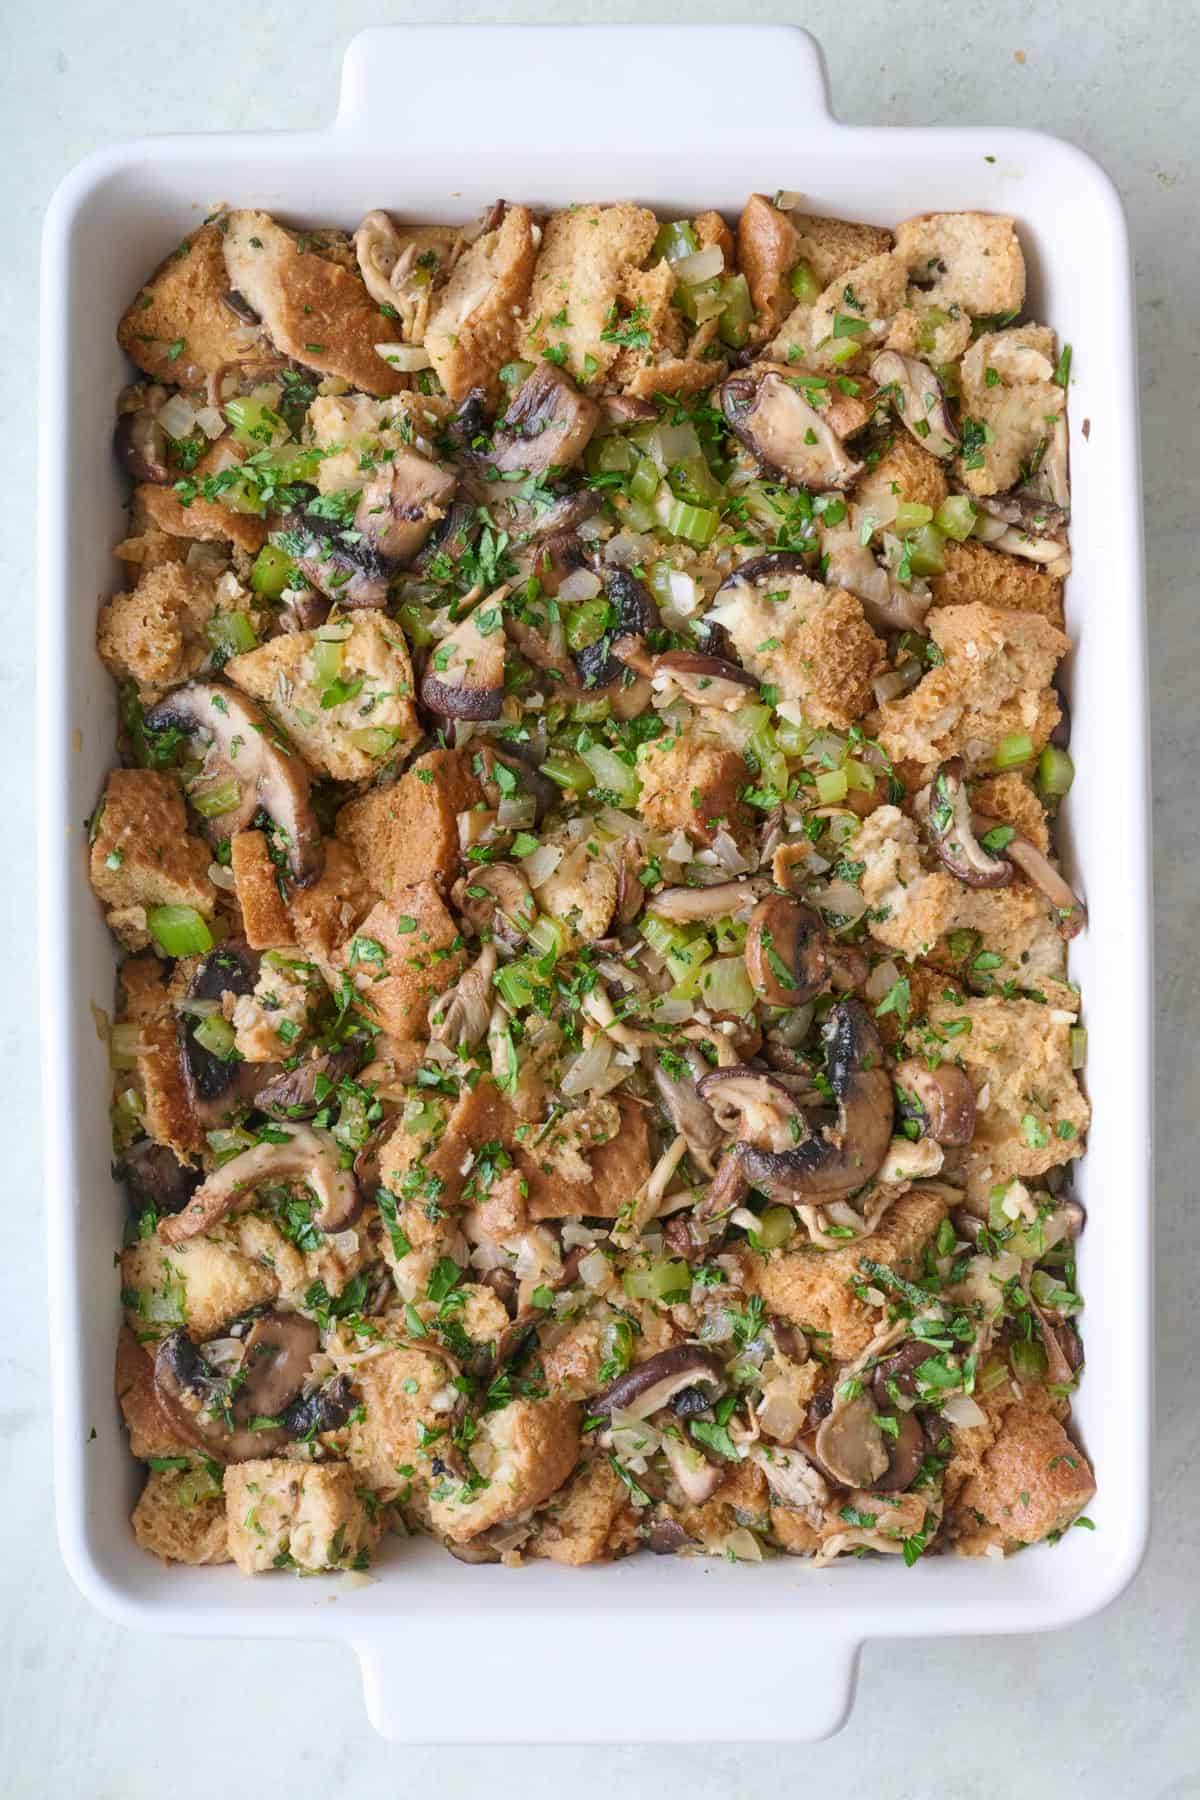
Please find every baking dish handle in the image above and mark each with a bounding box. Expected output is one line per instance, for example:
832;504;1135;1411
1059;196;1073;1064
334;24;834;151
355;1624;859;1743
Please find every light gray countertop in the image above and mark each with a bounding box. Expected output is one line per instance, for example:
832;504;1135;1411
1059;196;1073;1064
2;3;1196;1793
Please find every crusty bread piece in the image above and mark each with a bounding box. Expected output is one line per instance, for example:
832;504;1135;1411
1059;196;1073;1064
425;204;537;403
133;1469;231;1566
931;538;1065;628
894;211;1026;317
336;749;483;899
117;220;254;388
521;203;659;386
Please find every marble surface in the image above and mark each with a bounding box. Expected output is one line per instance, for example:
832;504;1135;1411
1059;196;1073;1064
2;2;1196;1793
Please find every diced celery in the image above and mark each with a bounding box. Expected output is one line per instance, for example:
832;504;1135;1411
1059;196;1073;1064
193;1014;237;1060
396;601;434;648
568;695;611;724
844;758;877;793
527;914;569;961
205;611;258;660
717;273;753;349
111;1087;143;1153
775;718;810;755
674;275;725;325
894;502;934;534
641;915;692;960
788;260;821;305
1010;1339;1047;1381
667;936;713;996
1038;745;1075;796
629;454;660;505
977;1357;1009;1394
350;726;401;758
207;1125;258;1164
588;434;637;476
934;495;977;541
622;1259;691;1303
224;396;291;449
829;337;861;367
189;777;241;819
905;523;946;576
581;743;640;805
148;906;213;957
312;637;345;685
539;753;596;794
1070;1026;1088;1070
251;543;298;599
657;493;718;546
621;494;659;533
712;916;747;956
564;599;611;653
494;959;537;1010
994;733;1034;770
815;769;849;804
499;359;535;389
669;452;723;507
750;1206;796;1252
652;219;699;263
698;955;756;1014
915;307;951;354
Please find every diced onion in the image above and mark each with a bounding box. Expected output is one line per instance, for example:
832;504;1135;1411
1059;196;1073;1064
194;405;226;440
374;342;433;371
722;1528;762;1562
561;1221;598;1251
557;567;602;603
158;393;198;440
973;512;1009;543
710;829;750;875
604;530;656;567
496;794;538;830
521;842;563;888
865;959;901;1004
578;1248;612;1291
673;243;725;286
560;1037;614;1097
941;1394;987;1428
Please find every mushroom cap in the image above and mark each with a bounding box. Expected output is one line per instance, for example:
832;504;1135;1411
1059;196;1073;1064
255;1043;365;1121
893;1058;977;1147
144;682;323;886
231;1311;320;1424
487;363;599;475
697;1066;805;1154
594;1346;725;1422
158;1124;361;1245
870;350;959;460
421;596;507;721
926;760;1012;888
720;366;863;490
650;650;759;711
575;568;660;690
745;895;829;1007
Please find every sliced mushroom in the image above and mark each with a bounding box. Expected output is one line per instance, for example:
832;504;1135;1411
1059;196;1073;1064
576;568;661;691
870;1409;928;1494
452;862;536;948
823;531;930;635
926;760;1012;888
714;549;813;601
417;498;480;576
814;1392;890;1489
255;1043;365;1120
180;945;259;1113
158;1124;360;1245
221;289;261;326
281;505;392;610
975;492;1069;536
232;1311;320;1424
745;896;829;1007
118;1139;202;1216
869;351;959;459
647;1048;724;1178
421;593;507;720
893;1059;977;1146
647;1517;697;1554
650;650;759;711
353;208;410;309
354;447;459;570
487;363;599;475
870;1340;931;1405
282;1373;355;1439
735;1001;894;1202
115;390;170;484
647;878;767;923
594;1346;725;1422
660;1433;725;1505
697;1067;806;1154
531;531;590;598
144;682;322;885
154;1329;287;1462
720;365;863;489
428;944;499;1049
971;814;1087;939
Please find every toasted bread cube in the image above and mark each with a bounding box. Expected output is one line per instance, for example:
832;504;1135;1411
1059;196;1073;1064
520;1094;651;1221
308;390;453;495
872;602;1067;775
429;1398;580;1543
622;355;724;400
224;1460;382;1575
89;769;215;946
855;805;960;960
378;1076;514;1220
607;256;689;387
222;210;406;398
133;436;268;557
959;324;1065;496
132;1468;231;1566
528;1453;639;1566
337;881;466;1043
343;1340;461;1493
521;203;659;386
530;829;618;945
808;252;907;369
227;611;421;783
693;209;735;266
926;995;1088;1198
116;1327;193;1461
931;538;1064;629
336;748;484;899
737;1185;952;1359
97;562;218;702
117;221;255;388
894;212;1025;318
121;1233;278;1341
113;953;205;1157
961;1405;1095;1545
288;840;376;960
971;771;1050;852
851;435;950;525
636;731;754;851
885;301;973;364
229;830;293;950
712;569;885;730
737;193;804;343
424;204;537;404
791;212;895;289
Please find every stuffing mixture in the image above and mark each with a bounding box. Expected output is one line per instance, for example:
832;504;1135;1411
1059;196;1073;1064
96;192;1094;1576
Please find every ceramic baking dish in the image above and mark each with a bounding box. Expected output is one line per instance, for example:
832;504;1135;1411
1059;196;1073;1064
37;23;1152;1743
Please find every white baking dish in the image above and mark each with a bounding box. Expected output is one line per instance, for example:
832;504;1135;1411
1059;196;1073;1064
37;23;1152;1744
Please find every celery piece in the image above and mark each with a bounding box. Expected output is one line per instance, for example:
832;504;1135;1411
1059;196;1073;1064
581;743;640;805
652;219;699;264
640;914;692;960
717;273;753;350
564;598;611;653
494;959;536;1010
251;543;298;599
622;1260;691;1303
629;454;660;505
527;914;568;961
1009;1339;1047;1381
750;1206;796;1252
588;434;637;477
499;359;535;389
698;955;756;1014
994;733;1034;771
396;601;434;648
1038;745;1075;797
788;260;820;305
659;494;718;547
934;495;977;541
669;451;723;507
312;637;345;685
148;906;213;958
539;753;596;794
1070;1026;1088;1071
205;611;258;661
193;1014;237;1060
666;936;714;997
568;695;611;725
905;523;946;576
350;726;401;758
674;275;724;325
815;768;849;804
224;396;291;450
108;1022;143;1071
894;502;934;535
189;777;241;819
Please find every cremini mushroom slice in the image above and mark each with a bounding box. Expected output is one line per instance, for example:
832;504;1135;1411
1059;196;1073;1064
697;1067;806;1153
926;759;1013;888
593;1346;725;1422
735;1001;894;1201
421;589;508;720
153;1329;288;1463
870;350;959;459
823;530;931;636
971;813;1087;938
647;878;767;924
893;1059;977;1146
158;1124;360;1245
255;1044;365;1121
649;649;759;711
720;364;863;489
233;1312;320;1423
875;1135;946;1184
814;1391;891;1490
452;862;537;948
745;895;829;1007
115;389;171;484
354;447;459;571
486;363;599;475
144;681;323;886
